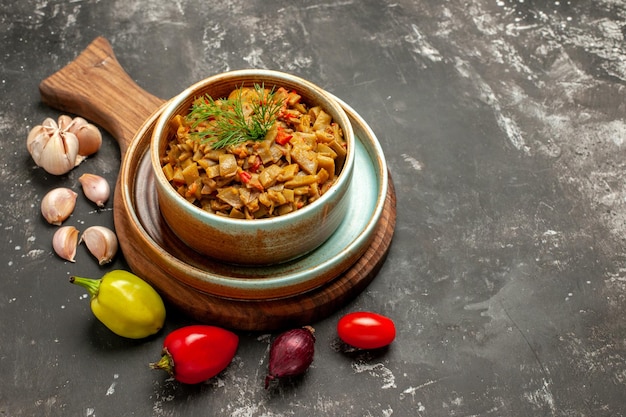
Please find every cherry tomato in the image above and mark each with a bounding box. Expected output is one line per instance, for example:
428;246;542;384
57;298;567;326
337;312;396;349
150;325;238;384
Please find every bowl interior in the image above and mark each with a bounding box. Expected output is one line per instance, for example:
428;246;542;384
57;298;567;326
151;69;355;227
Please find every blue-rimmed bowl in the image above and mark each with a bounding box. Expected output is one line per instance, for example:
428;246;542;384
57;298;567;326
150;70;355;265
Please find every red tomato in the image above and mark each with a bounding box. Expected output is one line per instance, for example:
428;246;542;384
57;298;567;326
150;325;239;384
337;312;396;349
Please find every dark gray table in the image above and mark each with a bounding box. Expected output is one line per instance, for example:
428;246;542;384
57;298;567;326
2;1;625;416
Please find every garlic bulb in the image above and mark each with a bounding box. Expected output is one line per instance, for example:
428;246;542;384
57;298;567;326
41;187;78;225
27;118;79;175
52;225;80;262
26;115;102;175
78;173;110;208
80;226;118;265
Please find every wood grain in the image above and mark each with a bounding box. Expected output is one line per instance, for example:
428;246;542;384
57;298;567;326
38;37;397;330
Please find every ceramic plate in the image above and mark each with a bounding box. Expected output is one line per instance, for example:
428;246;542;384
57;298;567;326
122;98;389;299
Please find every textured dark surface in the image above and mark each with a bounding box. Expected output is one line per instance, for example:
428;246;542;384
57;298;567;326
2;1;626;416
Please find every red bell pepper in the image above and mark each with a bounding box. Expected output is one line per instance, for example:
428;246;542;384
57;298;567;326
250;155;262;173
275;127;293;145
239;170;252;183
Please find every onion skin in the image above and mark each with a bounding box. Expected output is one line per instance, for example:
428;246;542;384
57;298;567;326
265;326;315;389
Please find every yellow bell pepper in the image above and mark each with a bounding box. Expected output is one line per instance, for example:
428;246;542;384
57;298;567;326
70;270;166;339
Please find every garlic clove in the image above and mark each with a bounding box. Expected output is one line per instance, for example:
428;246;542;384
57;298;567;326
42;130;80;175
52;225;80;262
78;173;110;208
26;118;59;164
80;226;118;265
65;116;102;158
57;114;74;131
41;117;59;131
41;187;78;225
57;116;102;164
26;124;49;164
72;122;102;158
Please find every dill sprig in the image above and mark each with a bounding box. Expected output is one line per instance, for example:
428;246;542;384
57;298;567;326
187;84;284;149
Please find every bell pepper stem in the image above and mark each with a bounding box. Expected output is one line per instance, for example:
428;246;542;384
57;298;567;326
149;349;174;377
69;276;101;298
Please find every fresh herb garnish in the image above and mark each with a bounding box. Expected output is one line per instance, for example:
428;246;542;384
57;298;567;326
186;84;284;149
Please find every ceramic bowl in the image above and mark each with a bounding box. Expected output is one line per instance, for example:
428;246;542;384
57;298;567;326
150;69;355;265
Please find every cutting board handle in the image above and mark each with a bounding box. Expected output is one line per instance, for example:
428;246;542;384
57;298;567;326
38;37;165;156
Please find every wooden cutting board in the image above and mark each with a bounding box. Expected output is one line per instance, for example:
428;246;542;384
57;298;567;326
38;37;396;331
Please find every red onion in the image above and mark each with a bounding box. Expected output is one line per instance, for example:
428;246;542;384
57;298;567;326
265;326;315;389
